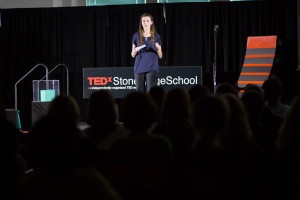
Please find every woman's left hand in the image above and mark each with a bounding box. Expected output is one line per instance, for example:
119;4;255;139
155;43;161;51
155;42;163;59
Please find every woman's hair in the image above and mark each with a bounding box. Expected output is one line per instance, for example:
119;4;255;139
139;13;156;45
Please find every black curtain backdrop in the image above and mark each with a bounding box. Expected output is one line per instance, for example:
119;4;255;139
0;0;298;129
165;1;297;86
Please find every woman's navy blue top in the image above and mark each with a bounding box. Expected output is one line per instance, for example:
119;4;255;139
132;32;162;74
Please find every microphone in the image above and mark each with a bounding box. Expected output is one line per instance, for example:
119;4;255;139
214;25;219;30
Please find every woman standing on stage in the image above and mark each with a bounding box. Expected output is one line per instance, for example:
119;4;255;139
131;13;163;92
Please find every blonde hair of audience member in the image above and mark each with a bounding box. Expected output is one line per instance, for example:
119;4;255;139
154;88;195;157
221;93;253;151
191;95;230;148
47;94;80;126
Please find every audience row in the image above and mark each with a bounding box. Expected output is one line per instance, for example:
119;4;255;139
0;76;299;200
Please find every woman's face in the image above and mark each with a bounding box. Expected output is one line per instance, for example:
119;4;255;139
141;16;153;31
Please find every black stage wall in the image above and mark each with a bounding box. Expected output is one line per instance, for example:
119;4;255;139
0;0;298;129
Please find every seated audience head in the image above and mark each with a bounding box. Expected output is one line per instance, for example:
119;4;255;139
215;82;237;96
47;94;80;126
222;93;253;145
245;84;264;96
85;89;117;128
242;88;265;121
161;87;190;122
262;76;284;105
121;91;158;133
192;95;230;141
188;84;211;104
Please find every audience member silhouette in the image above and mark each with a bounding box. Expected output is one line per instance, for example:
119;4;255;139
84;90;128;149
262;76;290;117
188;84;211;105
215;82;237;96
84;90;128;176
244;83;264;95
242;85;265;125
111;92;173;163
15;115;121;200
46;94;97;168
152;87;195;159
109;91;173;200
219;93;263;199
47;94;80;127
261;77;290;141
269;96;300;199
241;86;276;183
183;95;230;199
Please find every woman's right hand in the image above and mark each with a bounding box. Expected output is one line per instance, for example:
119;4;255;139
131;44;138;58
